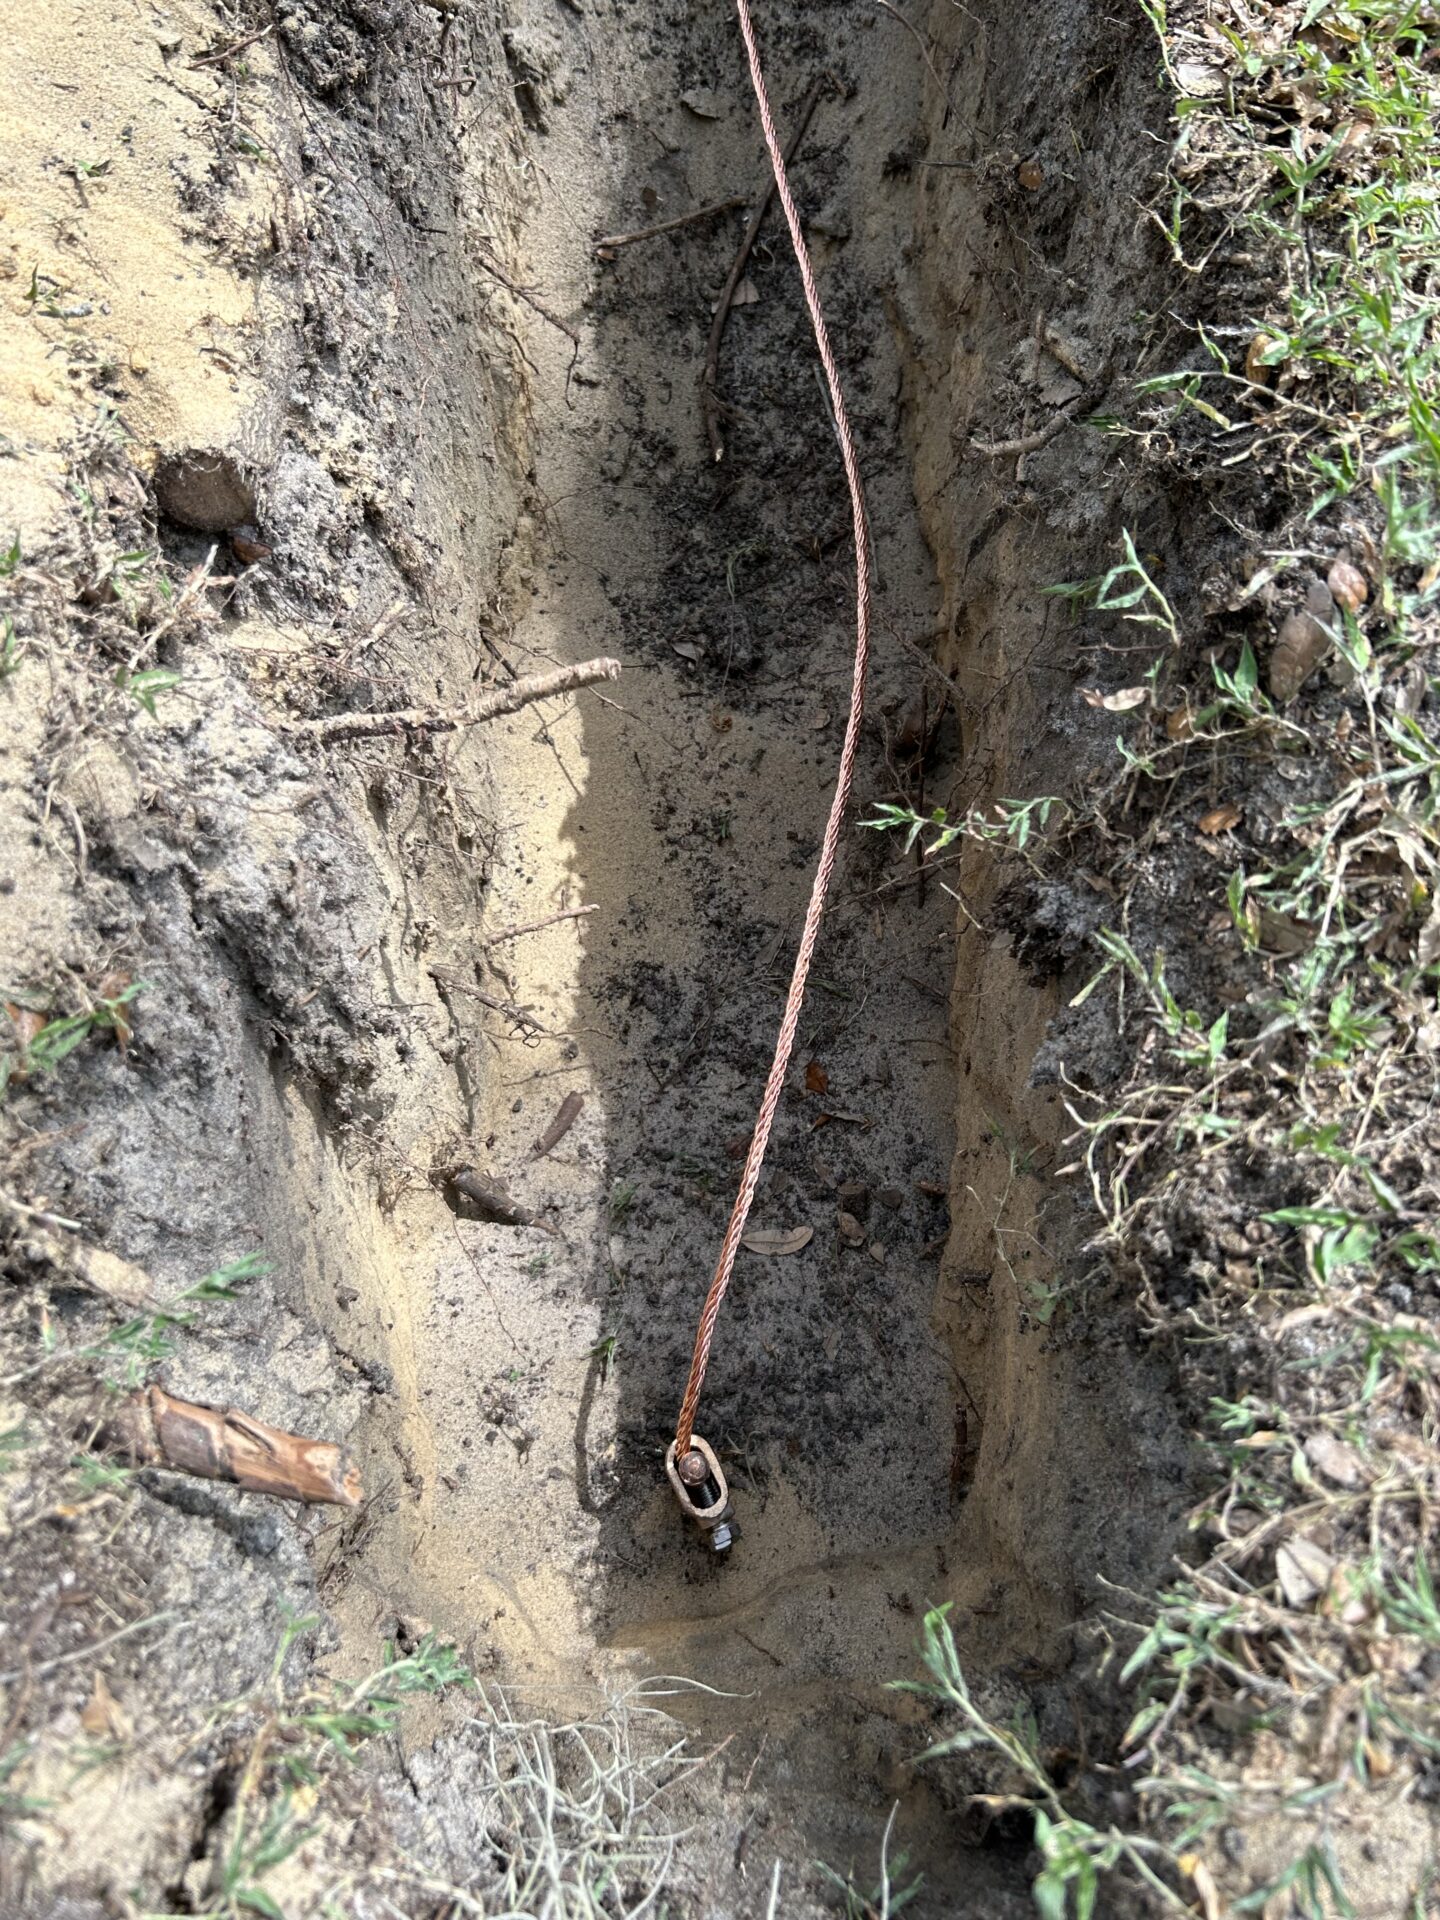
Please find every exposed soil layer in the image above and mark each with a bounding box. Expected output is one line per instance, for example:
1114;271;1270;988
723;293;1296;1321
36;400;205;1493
2;0;1201;1911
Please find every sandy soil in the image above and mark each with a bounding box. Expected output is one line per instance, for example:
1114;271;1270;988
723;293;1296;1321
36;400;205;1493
1;0;1201;1912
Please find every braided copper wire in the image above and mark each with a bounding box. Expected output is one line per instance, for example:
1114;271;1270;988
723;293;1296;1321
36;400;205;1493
674;15;872;1457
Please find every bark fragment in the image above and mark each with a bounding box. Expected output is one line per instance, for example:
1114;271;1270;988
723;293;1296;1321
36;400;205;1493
105;1385;362;1506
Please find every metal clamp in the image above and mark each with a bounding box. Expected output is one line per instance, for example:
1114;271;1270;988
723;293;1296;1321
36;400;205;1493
665;1434;735;1553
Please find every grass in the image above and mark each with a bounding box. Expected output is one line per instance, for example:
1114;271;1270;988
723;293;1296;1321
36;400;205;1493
1;978;148;1099
869;1;1440;1912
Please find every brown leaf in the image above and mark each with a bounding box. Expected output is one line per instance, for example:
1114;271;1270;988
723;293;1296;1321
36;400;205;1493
6;1003;46;1052
1081;685;1148;712
671;640;703;664
1257;904;1314;956
1178;1854;1222;1920
1017;158;1044;191
804;1059;829;1095
710;708;733;733
1245;332;1280;385
1277;1536;1334;1608
740;1225;814;1256
811;710;830;731
837;1210;866;1246
730;276;760;308
1198;805;1241;836
1326;558;1369;612
81;1671;129;1740
1165;706;1194;741
1269;608;1332;701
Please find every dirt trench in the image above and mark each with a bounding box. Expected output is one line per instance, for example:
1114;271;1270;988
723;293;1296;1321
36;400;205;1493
316;0;1188;1896
2;0;1190;1908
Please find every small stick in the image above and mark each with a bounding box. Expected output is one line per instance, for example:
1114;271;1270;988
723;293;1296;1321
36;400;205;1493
970;405;1081;459
531;1091;584;1158
595;195;747;255
430;969;549;1036
105;1385;362;1506
286;656;620;746
702;78;828;463
448;1167;555;1233
481;903;597;948
474;247;579;346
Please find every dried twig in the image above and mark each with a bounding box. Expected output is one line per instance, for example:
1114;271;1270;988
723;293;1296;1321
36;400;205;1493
3;1210;153;1309
702;78;829;463
595;195;747;256
105;1385;362;1506
286;656;621;746
970;404;1082;459
474;247;579;346
481;903;598;948
448;1167;554;1233
531;1092;584;1158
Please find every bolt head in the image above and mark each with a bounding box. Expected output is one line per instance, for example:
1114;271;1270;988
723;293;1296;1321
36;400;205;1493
677;1450;709;1485
709;1521;734;1554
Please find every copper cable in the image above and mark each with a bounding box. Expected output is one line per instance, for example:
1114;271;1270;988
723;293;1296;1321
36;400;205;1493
674;10;872;1458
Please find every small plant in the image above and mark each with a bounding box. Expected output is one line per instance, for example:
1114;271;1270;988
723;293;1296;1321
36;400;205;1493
818;1804;922;1918
1045;528;1182;649
98;1252;270;1388
863;794;1066;859
894;1607;1187;1919
1;979;148;1098
589;1331;618;1382
608;1178;638;1221
114;664;182;716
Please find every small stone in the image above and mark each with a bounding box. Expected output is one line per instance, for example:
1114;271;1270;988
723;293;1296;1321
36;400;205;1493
153;447;258;532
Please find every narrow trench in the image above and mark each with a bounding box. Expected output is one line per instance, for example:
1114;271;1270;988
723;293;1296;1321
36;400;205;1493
319;0;1177;1901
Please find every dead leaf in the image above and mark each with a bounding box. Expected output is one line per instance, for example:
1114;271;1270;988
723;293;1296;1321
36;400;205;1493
1257;904;1314;956
1305;1432;1367;1489
710;708;733;733
723;1131;751;1159
1269;608;1332;701
1178;1854;1222;1920
6;1003;45;1053
671;639;703;663
804;1059;829;1095
1245;332;1280;385
1080;686;1148;712
1165;706;1194;741
1327;557;1368;612
837;1210;865;1246
731;276;759;308
1017;158;1044;190
1198;805;1241;836
680;87;724;118
811;710;830;730
1277;1536;1334;1608
1176;58;1226;97
740;1225;814;1256
81;1671;129;1740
